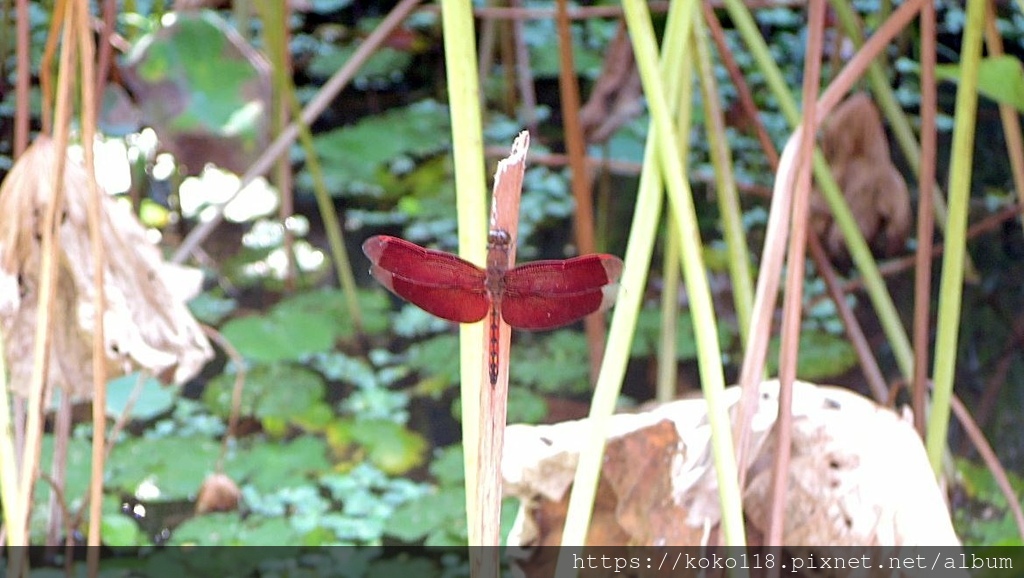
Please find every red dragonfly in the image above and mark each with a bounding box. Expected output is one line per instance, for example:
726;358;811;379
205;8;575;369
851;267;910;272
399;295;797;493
362;232;623;384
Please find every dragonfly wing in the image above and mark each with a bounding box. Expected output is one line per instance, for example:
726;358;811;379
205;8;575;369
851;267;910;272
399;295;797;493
501;254;623;329
363;235;489;323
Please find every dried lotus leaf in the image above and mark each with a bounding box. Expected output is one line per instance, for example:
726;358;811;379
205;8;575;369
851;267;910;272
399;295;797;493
0;137;212;400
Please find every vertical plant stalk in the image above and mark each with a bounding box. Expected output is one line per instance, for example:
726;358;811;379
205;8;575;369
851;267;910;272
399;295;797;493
555;0;606;385
701;5;779;169
734;123;798;489
259;0;340;297
692;15;754;347
800;1;925;362
38;0;68;133
627;0;742;544
4;0;33;550
0;333;22;547
656;64;693;403
560;0;745;558
561;111;664;550
912;0;938;437
728;0;926;382
232;0;252;41
510;0;538;136
809;238;891;402
657;218;681;402
704;0;888;414
703;3;888;408
829;0;975;283
769;0;826;545
730;0;925;460
927;0;985;472
476;135;528;570
655;63;696;403
70;0;108;567
13;0;31;156
439;0;489;548
498;9;518;117
94;0;116;98
282;86;362;325
200;326;247;471
262;0;298;289
982;2;1024;225
19;4;77;554
476;3;497;100
557;0;686;556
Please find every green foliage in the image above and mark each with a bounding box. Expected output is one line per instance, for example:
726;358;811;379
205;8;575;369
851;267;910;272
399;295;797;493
384;485;466;544
626;300;882;381
339;381;410;422
382;444;516;545
631;306;737;362
220;290;357;363
123;12;265;146
107;372;177;421
148;398;227;438
379;156;454;219
204;363;328;433
187;290;238;325
106;436;221;498
206;460;429;546
403;329;589;418
227;437;333;492
403;333;461;385
279;287;393;338
765;330;858;381
590;114;648;164
522;17;610;80
385;480;519;546
327;417;428;475
428;445;466;486
37;436;93;506
516;167;577;256
138;198;171;227
506;387;549;424
389;303;454;339
102;507;148;547
168;513;303;546
312;351;380;389
513;330;595;395
318;463;429;541
42;421;428;547
308;45;412;85
954;458;1024;546
936;56;1024;112
309;100;451;196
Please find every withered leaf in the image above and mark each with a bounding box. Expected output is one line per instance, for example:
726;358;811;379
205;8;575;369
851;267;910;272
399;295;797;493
0;137;212;401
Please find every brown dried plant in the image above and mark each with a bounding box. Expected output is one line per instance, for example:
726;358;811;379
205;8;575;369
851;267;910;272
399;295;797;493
811;92;913;259
0;137;212;401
